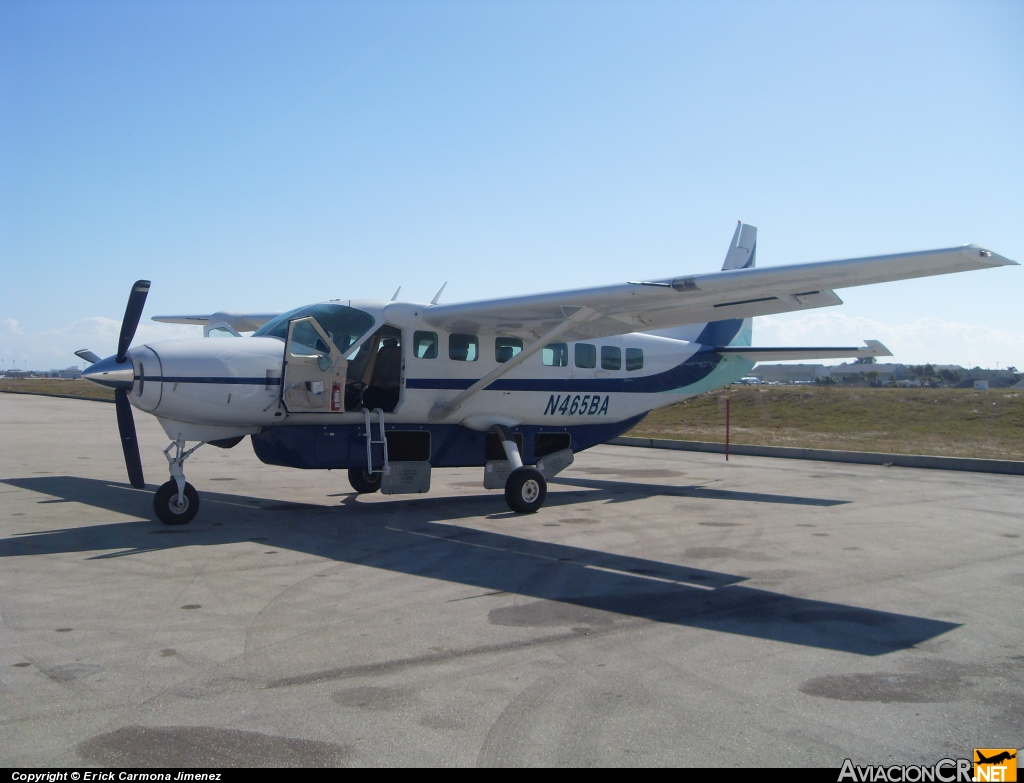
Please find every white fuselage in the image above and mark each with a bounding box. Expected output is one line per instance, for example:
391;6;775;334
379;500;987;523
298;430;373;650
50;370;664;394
125;299;753;443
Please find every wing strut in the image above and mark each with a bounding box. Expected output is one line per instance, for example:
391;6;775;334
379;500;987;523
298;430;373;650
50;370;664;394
428;307;596;422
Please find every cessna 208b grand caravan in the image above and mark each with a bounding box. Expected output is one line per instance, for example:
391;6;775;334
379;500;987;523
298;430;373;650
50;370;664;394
77;223;1015;524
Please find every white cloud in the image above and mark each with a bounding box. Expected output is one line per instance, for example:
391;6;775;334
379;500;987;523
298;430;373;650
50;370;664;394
755;312;1024;369
0;316;202;370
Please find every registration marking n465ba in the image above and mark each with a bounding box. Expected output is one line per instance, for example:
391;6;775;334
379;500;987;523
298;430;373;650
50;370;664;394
544;394;610;416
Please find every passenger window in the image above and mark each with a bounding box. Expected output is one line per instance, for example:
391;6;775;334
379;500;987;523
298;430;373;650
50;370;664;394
413;331;438;359
574;343;596;369
626;348;644;371
542;343;569;367
601;345;621;370
495;336;523;363
449;333;478;362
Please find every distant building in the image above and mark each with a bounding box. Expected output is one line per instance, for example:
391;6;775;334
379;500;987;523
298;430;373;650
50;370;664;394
963;368;1016;381
961;368;1019;389
41;367;82;379
751;364;830;383
828;363;908;383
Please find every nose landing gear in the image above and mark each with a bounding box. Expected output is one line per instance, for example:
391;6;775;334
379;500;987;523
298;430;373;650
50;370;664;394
154;438;203;525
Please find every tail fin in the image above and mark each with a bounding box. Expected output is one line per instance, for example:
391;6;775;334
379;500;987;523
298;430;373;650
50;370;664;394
646;221;756;346
722;220;757;270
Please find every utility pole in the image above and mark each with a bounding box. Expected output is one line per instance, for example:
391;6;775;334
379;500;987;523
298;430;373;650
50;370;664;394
725;385;731;461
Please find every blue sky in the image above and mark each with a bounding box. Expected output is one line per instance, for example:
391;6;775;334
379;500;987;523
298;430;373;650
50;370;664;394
1;0;1021;371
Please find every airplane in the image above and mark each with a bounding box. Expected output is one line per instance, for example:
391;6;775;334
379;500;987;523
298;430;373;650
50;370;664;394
975;751;1016;765
76;223;1017;524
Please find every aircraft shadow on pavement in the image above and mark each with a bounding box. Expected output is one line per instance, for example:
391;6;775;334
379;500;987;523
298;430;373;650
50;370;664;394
549;475;850;506
1;475;956;656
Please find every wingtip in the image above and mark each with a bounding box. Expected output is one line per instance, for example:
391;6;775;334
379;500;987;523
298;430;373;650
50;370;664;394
963;244;1018;266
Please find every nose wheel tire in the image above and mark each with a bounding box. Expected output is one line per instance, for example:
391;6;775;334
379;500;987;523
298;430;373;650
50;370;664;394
348;468;382;494
505;467;547;514
154;480;200;525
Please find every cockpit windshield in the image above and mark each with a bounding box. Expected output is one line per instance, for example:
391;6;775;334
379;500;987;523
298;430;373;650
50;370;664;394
252;303;376;353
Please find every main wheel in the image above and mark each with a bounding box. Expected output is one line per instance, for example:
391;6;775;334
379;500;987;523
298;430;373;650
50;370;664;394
505;467;547;514
348;467;381;494
154;480;199;525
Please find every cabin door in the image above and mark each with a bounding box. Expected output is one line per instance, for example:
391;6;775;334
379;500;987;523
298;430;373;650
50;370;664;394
282;316;347;413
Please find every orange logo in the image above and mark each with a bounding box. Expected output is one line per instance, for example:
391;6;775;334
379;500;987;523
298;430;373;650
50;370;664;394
974;749;1017;782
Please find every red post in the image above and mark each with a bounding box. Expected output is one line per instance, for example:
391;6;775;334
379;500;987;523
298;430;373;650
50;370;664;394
725;385;731;461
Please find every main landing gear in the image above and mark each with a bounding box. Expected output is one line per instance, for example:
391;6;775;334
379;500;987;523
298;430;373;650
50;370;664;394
505;466;547;514
492;425;547;514
348;468;381;494
154;438;203;525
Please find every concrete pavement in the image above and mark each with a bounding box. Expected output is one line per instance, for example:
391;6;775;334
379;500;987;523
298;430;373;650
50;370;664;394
1;393;1021;766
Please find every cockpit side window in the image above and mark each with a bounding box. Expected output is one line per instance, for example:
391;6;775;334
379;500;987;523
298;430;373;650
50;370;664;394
253;303;376;352
289;321;331;357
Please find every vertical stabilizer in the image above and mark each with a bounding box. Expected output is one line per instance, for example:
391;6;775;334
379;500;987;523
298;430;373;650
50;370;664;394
722;220;757;270
646;222;756;345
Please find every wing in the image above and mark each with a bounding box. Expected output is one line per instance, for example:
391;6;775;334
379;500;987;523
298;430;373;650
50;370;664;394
151;311;281;332
422;245;1015;341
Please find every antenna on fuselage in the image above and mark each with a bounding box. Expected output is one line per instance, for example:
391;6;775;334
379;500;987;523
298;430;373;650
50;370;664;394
430;282;447;305
391;286;401;302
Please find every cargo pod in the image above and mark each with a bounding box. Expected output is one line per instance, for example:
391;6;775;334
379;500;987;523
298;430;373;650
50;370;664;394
381;430;431;495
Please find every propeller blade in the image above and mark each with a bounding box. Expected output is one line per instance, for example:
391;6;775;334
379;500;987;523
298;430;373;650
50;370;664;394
116;280;151;363
115;388;146;489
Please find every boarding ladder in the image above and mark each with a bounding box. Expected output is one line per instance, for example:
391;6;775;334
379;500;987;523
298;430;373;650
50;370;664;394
363;407;389;476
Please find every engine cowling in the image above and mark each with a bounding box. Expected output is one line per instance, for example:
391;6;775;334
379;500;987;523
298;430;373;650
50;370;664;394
134;337;285;426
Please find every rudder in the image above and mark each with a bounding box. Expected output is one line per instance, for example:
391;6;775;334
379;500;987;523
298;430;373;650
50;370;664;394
647;221;756;346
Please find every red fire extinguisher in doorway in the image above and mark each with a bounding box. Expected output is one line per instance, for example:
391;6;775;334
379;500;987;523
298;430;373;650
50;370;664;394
331;382;342;411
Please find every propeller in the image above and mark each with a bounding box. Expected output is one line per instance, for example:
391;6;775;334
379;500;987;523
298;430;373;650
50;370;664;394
79;280;151;489
117;280;150;487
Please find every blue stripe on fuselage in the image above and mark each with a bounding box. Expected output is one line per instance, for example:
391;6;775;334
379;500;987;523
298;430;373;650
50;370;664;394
139;376;279;385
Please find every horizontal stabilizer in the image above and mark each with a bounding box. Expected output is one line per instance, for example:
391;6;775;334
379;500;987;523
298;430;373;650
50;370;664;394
152;311;280;332
716;340;892;362
74;349;102;364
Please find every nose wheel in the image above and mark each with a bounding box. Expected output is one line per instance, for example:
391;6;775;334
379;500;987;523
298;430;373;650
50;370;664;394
154;480;200;525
